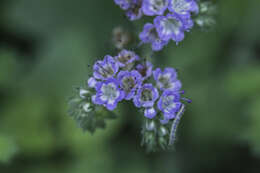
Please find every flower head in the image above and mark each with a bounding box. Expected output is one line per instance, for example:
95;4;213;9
139;23;168;51
93;55;119;80
114;0;200;52
142;0;169;16
115;49;139;68
168;0;198;16
134;83;159;119
153;67;182;91
92;78;124;110
136;61;153;79
112;27;131;49
125;0;143;20
117;70;143;100
114;0;132;10
134;83;159;108
154;14;186;43
157;90;182;120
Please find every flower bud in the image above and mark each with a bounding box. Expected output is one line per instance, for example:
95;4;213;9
159;126;168;136
146;120;156;131
83;103;92;113
79;89;89;99
112;27;131;49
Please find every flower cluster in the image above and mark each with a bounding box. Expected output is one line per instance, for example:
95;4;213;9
88;49;185;123
68;49;190;151
114;0;198;51
68;0;217;152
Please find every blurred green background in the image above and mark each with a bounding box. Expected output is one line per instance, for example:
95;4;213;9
1;0;260;172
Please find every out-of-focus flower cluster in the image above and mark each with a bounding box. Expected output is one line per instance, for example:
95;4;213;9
114;0;199;51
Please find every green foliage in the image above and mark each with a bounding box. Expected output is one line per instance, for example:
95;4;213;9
245;98;260;155
0;135;18;163
226;65;260;98
0;49;22;87
68;88;117;133
1;94;57;156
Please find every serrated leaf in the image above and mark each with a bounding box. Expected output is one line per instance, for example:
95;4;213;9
68;89;118;134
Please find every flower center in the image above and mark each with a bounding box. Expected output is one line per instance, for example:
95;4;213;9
118;53;133;64
159;75;171;89
122;77;135;93
149;27;160;41
141;89;153;101
99;64;114;78
102;83;118;100
162;18;181;35
162;95;176;112
131;1;142;15
139;66;147;77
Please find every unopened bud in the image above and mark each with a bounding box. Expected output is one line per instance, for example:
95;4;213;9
83;103;92;112
79;89;89;99
112;27;131;49
159;126;168;136
146;120;156;131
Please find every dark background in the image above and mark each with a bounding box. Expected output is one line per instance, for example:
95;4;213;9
0;0;260;172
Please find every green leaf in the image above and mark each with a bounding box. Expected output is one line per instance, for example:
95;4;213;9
68;88;117;134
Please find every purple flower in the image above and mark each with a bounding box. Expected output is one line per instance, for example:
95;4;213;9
139;23;168;51
114;0;132;10
153;67;182;91
154;14;186;43
115;49;139;68
126;0;143;21
168;0;198;16
180;13;194;30
157;90;182;120
142;0;169;16
133;83;159;118
88;77;97;88
134;83;159;108
93;55;119;80
136;61;153;79
117;70;143;100
144;107;157;119
92;78;124;110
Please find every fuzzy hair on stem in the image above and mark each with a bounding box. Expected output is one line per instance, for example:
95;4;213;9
168;104;185;146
